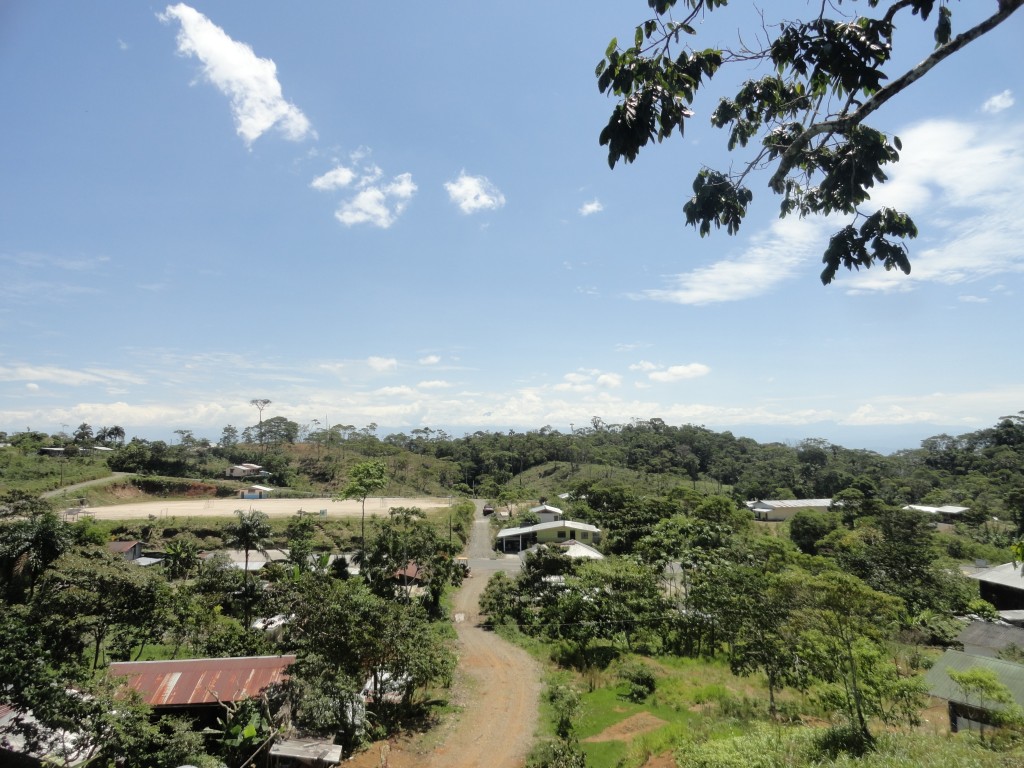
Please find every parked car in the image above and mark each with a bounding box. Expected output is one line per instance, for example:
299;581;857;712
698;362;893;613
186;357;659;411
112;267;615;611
482;504;495;516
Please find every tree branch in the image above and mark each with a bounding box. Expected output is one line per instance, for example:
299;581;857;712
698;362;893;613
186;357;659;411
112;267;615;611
768;0;1023;192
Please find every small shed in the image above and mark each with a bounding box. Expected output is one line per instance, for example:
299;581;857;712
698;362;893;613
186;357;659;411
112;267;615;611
107;540;143;561
529;504;565;523
240;484;275;500
925;649;1024;733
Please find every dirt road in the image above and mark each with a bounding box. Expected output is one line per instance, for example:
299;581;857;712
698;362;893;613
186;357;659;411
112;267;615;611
349;505;542;768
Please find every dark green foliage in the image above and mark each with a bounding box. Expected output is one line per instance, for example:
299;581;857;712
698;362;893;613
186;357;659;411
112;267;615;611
596;1;1024;283
617;660;656;702
789;508;841;555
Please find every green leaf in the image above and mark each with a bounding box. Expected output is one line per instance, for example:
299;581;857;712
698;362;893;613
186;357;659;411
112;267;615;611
605;37;618;59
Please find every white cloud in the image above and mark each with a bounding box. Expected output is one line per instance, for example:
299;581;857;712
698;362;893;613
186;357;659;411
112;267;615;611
648;364;711;383
444;172;506;214
634;216;825;305
418;355;441;365
579;199;603;216
367;356;398;372
25;382;39;391
159;4;313;145
310;166;356;191
336;173;417;228
629;360;658;372
982;90;1014;114
958;295;989;304
596;373;622;388
417;380;451;389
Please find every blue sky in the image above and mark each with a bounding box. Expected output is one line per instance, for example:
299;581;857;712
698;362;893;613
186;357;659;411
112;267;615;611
1;2;1022;453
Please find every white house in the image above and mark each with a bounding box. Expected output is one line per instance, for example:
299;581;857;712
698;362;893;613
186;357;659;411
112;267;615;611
745;499;833;522
497;520;601;553
529;504;564;523
225;463;264;478
903;504;970;523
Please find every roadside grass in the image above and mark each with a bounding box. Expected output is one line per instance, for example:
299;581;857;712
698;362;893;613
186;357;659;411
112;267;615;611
0;449;112;494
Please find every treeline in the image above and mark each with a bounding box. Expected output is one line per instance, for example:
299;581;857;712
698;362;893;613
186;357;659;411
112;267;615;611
8;412;1024;526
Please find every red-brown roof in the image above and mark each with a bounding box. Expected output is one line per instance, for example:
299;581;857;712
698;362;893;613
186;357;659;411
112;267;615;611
107;540;140;553
109;655;295;707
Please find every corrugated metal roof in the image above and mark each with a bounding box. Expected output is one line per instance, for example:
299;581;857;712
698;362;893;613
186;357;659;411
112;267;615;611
746;499;834;509
107;540;139;553
925;650;1024;707
109;655;295;707
959;621;1024;657
968;562;1024;590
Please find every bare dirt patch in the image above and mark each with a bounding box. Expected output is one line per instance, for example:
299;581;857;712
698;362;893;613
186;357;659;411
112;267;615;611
641;751;677;768
583;712;669;743
78;496;452;520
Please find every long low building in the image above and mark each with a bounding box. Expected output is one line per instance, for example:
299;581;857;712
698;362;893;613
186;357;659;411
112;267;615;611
745;499;833;522
108;655;296;711
496;520;601;553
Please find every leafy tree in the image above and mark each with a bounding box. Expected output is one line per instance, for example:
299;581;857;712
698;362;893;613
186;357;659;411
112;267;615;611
947;666;1022;743
339;460;389;559
0;508;72;601
789;508;841;555
596;1;1023;283
163;536;201;580
793;571;908;747
32;551;171;667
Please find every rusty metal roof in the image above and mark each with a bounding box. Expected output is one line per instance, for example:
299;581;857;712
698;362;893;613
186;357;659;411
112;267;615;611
109;655;295;707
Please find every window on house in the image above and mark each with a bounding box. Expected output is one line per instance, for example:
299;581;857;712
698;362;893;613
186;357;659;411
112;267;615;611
581;532;589;539
557;531;566;538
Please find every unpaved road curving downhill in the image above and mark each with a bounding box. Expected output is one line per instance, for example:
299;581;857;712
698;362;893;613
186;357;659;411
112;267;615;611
348;506;542;768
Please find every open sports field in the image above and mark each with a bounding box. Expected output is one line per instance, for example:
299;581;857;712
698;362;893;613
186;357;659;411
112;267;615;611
77;496;454;520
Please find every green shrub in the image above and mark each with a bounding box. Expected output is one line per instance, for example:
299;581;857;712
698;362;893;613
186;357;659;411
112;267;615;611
617;660;656;703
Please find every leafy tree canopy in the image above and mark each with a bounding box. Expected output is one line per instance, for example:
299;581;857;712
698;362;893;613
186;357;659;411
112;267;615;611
597;0;1023;283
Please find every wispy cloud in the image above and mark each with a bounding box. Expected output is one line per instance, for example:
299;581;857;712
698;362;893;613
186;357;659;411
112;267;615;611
579;199;603;216
444;172;506;214
418;355;441;365
159;3;313;146
982;90;1014;114
635;216;824;305
0;365;146;387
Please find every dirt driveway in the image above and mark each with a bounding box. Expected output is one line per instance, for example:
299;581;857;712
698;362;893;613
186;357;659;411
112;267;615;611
348;505;542;768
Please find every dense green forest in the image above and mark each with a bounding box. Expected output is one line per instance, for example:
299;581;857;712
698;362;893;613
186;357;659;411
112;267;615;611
3;412;1024;766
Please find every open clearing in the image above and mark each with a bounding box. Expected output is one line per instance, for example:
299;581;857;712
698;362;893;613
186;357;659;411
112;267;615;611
76;496;454;520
